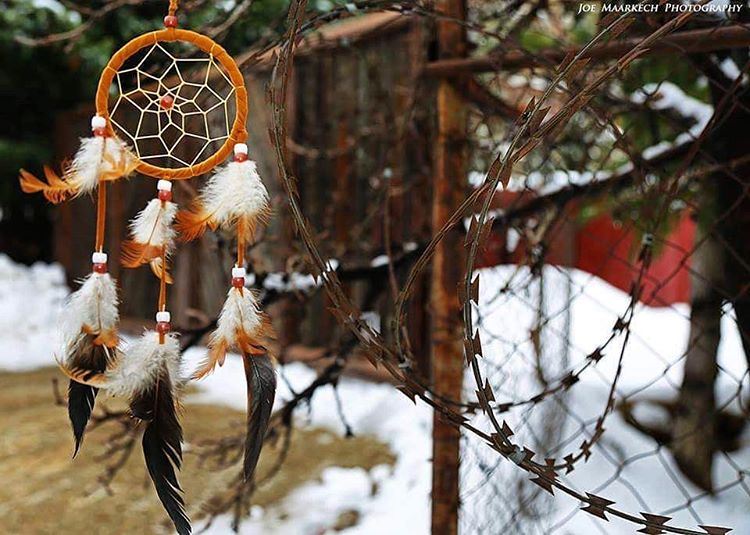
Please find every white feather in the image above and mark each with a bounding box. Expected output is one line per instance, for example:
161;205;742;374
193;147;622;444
68;136;136;195
128;199;177;248
59;273;119;360
211;287;264;347
106;331;182;397
103;136;137;172
202;160;269;226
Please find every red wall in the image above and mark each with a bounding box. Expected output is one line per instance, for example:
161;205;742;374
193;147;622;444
478;192;694;307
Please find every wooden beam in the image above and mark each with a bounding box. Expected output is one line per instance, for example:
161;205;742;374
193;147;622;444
431;1;467;534
425;23;750;76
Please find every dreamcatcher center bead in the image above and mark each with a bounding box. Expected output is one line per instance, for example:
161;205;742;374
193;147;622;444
160;94;175;110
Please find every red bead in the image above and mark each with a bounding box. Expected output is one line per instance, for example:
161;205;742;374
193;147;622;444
156;321;171;335
234;152;248;163
232;277;245;289
93;127;108;137
158;189;172;202
92;263;107;274
160;94;174;110
164;15;178;28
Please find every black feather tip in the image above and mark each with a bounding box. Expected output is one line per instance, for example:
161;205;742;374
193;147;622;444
66;339;110;457
68;381;98;458
131;371;191;535
243;353;276;481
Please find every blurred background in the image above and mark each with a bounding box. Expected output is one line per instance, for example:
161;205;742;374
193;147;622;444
2;0;750;534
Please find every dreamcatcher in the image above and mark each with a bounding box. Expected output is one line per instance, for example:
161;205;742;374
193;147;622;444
18;3;274;533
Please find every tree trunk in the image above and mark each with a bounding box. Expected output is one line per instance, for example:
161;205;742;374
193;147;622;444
431;1;467;533
672;50;750;490
672;225;723;491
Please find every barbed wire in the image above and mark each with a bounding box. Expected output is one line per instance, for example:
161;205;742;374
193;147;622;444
265;1;747;534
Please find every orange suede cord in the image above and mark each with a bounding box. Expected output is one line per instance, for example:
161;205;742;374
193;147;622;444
95;181;107;252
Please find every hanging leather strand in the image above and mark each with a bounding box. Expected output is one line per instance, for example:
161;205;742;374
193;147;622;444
95;181;107;252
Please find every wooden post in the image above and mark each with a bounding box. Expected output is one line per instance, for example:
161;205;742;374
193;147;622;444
430;1;467;533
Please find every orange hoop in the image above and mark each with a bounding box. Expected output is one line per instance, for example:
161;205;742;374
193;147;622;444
95;28;248;180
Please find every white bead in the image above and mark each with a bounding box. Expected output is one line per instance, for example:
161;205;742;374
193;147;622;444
91;252;108;264
232;267;246;278
91;115;107;129
157;179;172;192
234;143;248;156
156;311;171;323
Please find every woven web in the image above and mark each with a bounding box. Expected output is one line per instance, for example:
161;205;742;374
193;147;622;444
108;42;237;169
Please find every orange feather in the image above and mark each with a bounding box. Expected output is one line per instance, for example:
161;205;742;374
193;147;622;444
175;203;218;242
100;150;138;181
150;258;174;284
192;340;228;380
121;241;163;268
19;166;76;204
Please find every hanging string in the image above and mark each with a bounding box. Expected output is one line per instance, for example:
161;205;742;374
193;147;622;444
236;218;246;269
168;0;179;18
157;245;168;344
158;246;168;312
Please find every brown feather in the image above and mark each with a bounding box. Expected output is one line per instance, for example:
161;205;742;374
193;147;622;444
93;328;119;348
59;334;117;455
61;365;108;387
175;203;217;242
236;329;269;357
121;241;163;268
67;333;117;373
81;325;119;348
58;333;116;388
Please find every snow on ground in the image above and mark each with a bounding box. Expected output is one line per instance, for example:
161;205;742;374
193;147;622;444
0;255;68;370
188;356;432;535
465;265;750;534
1;253;749;533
